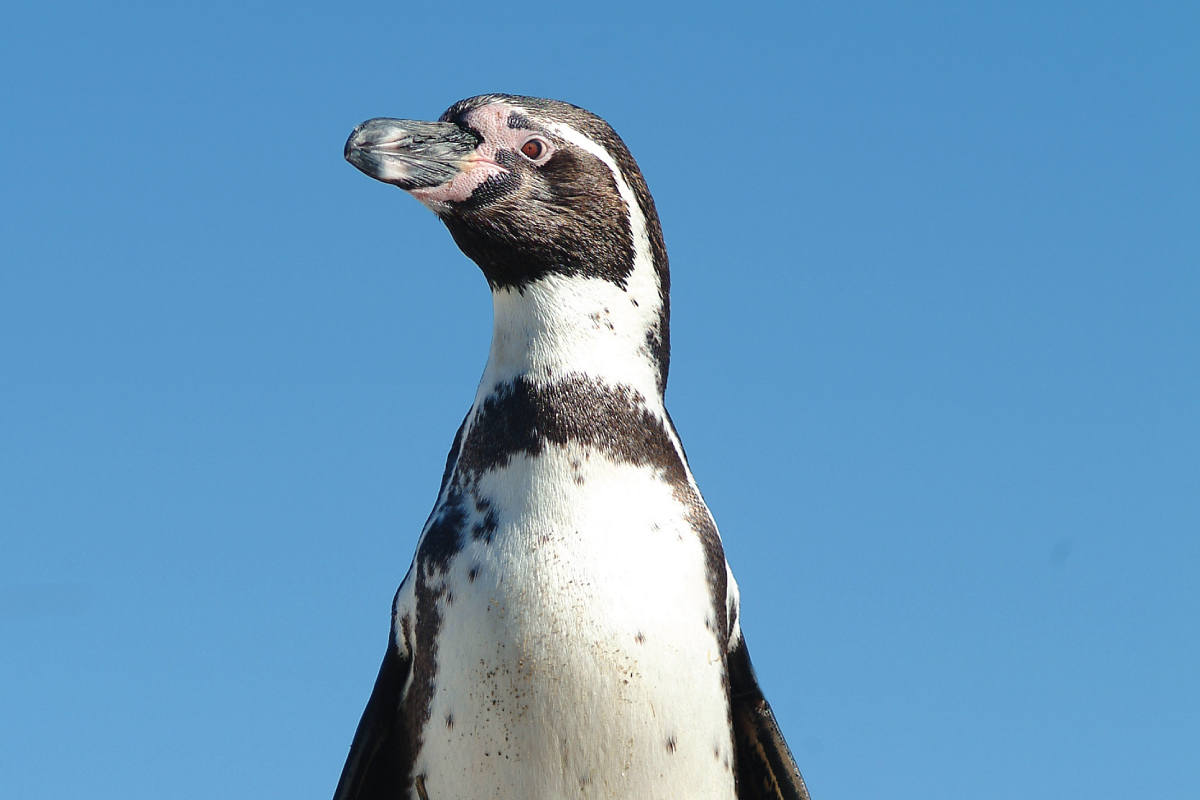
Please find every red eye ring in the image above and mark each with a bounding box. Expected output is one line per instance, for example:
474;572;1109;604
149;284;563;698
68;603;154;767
520;138;546;160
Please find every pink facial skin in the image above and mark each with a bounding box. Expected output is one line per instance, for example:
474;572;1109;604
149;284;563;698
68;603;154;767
410;103;557;208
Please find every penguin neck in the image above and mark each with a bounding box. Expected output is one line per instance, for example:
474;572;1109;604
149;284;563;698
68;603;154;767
476;272;670;407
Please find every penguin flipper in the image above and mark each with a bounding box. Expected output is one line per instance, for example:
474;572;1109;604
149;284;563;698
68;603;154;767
729;635;812;800
332;638;413;800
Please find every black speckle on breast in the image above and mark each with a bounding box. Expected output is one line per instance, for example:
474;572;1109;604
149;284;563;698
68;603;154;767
471;498;498;543
447;373;731;664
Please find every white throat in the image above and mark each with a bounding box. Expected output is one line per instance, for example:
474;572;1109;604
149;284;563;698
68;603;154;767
477;272;665;405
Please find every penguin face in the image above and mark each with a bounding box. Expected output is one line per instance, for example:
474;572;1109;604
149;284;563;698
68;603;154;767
346;95;658;291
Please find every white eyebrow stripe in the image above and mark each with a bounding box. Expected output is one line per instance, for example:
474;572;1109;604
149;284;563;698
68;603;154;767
543;121;657;300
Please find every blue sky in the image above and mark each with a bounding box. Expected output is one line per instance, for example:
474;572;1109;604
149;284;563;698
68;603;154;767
2;1;1197;797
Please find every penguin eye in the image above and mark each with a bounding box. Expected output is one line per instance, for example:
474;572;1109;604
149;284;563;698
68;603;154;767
520;138;547;160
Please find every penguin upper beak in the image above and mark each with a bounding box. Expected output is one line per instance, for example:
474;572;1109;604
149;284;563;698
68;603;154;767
344;118;481;190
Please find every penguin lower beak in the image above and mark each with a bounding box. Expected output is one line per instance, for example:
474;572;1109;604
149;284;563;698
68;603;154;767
344;118;481;190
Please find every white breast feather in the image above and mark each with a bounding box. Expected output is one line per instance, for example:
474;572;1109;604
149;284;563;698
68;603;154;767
395;446;738;799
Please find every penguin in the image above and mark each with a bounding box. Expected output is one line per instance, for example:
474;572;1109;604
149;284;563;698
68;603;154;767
336;94;811;800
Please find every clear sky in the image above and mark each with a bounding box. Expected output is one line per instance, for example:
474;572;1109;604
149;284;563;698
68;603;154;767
2;2;1197;798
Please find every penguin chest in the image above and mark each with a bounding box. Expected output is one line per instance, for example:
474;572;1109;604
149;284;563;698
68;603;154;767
410;449;737;799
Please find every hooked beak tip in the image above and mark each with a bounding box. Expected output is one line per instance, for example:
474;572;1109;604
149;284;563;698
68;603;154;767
344;118;479;190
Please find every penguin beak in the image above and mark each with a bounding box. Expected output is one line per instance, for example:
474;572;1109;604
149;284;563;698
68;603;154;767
344;118;481;190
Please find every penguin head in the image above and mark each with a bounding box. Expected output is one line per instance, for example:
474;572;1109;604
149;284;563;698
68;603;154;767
345;95;666;293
